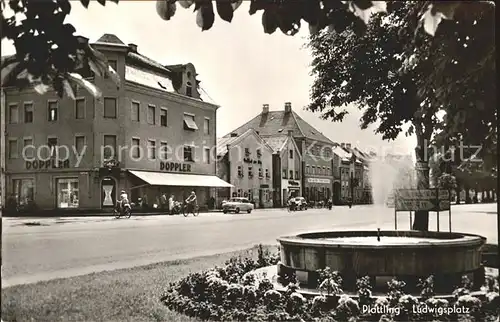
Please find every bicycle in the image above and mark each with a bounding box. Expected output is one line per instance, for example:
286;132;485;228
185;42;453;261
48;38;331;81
114;203;132;219
183;202;200;217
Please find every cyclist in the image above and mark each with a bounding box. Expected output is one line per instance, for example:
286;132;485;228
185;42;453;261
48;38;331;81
118;190;130;213
185;191;197;212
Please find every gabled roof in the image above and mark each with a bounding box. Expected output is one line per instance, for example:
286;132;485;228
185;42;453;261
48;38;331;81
332;145;352;162
263;135;302;158
224;110;335;145
216;129;273;158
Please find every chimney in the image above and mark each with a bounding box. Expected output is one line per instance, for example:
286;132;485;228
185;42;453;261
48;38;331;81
340;143;345;148
262;104;269;114
128;43;138;52
346;143;352;149
230;133;238;137
284;102;292;113
287;130;293;137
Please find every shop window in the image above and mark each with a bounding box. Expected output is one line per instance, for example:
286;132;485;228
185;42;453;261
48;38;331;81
237;166;243;178
57;178;79;208
104;97;117;118
24;102;33;123
289;170;293;179
48;100;58;121
148;105;156;124
160;108;168;127
75;98;85;119
131;101;140;122
13;179;34;206
184;145;194;162
9;104;18;124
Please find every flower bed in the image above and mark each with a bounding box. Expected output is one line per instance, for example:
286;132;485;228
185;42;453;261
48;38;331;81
161;245;499;321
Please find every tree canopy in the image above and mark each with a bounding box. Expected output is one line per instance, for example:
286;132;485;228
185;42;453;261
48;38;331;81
1;0;494;99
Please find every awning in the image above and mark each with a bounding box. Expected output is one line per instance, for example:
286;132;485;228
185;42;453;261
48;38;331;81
129;170;233;188
183;114;199;130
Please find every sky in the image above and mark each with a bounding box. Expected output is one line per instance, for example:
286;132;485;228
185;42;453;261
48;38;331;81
1;1;415;156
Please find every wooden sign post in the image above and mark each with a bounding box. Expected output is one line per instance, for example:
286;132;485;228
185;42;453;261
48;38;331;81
394;189;451;232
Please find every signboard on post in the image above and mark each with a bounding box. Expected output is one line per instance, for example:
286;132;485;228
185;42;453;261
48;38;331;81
394;189;450;211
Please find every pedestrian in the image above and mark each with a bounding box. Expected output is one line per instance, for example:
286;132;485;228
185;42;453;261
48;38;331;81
168;194;175;215
160;193;167;213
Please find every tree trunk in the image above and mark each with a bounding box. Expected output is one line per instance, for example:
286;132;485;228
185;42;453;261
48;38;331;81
412;135;430;231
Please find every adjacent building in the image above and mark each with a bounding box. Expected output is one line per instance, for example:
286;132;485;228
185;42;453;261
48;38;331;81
216;129;274;208
222;103;336;203
264;131;303;207
2;33;231;213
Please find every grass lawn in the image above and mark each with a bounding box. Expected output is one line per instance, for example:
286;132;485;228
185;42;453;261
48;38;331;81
1;245;275;322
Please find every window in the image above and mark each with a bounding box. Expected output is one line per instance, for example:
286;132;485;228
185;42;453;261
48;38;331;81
160;142;168;160
103;135;116;160
256;149;262;158
57;178;79;208
105;60;117;78
132;138;140;159
248;167;253;178
148;140;156;160
75;136;85;156
265;168;270;178
184;145;194;162
104;97;117;118
160;108;168;127
148;105;155;124
295;170;299;180
306;165;309;174
183;113;198;131
48;101;58;121
282;169;287;179
204;148;211;164
312;166;316;174
47;137;58;158
204;118;210;135
23;138;34;158
244;148;250;156
289;170;294;179
186;81;193;97
9;104;19;124
13;179;34;206
289;149;294;159
259;168;263;178
237;166;243;177
24;103;33;123
327;167;331;175
131;101;140;122
8;139;18;158
75;98;85;119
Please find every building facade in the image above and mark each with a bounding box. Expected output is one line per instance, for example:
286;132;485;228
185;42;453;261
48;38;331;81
3;33;230;213
216;129;274;208
222;102;336;204
265;132;303;207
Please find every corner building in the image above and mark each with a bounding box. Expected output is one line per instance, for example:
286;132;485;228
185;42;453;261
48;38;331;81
222;103;336;204
2;34;230;213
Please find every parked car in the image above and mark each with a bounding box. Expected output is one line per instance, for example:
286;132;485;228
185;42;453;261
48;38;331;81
222;197;254;214
294;197;308;210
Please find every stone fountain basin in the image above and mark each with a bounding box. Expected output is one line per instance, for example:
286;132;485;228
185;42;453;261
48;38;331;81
277;230;487;292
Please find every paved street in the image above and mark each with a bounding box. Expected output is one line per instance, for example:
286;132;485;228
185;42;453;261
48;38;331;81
2;203;497;288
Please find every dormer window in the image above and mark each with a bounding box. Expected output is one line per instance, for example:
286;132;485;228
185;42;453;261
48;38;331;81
186;81;193;97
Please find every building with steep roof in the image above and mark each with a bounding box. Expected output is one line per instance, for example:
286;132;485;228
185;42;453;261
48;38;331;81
224;103;335;203
216;129;274;208
2;33;230;213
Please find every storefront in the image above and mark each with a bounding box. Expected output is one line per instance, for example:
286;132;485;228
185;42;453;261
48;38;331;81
304;177;331;202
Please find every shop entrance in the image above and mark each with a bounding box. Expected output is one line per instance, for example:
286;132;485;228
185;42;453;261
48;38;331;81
101;177;116;208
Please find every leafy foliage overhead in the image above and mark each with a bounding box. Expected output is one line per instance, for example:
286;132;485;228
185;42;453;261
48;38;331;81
1;0;494;100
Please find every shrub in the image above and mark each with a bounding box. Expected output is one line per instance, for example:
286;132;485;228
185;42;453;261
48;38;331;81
161;244;499;322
